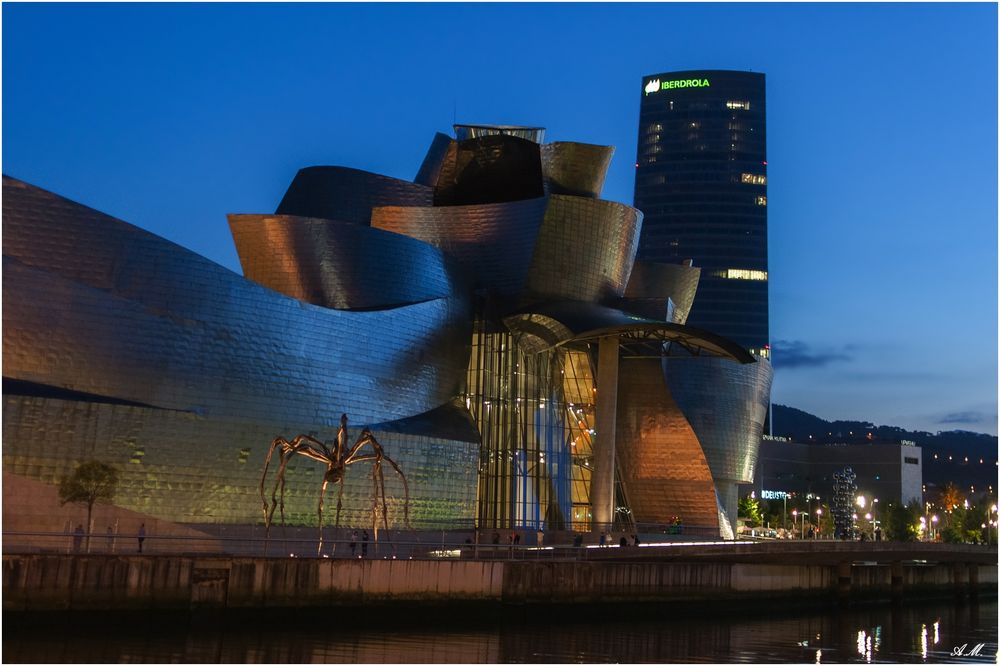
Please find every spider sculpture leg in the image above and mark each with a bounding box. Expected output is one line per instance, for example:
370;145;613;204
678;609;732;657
261;439;298;546
259;438;287;532
370;461;380;541
380;455;412;530
317;478;330;556
377;461;390;535
335;478;345;528
268;444;299;539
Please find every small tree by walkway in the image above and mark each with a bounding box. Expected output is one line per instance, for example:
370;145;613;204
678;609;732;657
59;461;120;553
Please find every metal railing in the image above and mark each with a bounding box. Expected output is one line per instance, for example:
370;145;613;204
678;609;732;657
2;525;727;561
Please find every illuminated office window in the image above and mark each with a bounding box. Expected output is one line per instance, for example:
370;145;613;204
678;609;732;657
726;100;751;110
756;196;767;206
741;173;767;185
713;268;768;281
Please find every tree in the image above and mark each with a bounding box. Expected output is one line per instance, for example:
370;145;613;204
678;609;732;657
885;502;920;542
738;496;762;527
59;461;120;553
940;483;963;513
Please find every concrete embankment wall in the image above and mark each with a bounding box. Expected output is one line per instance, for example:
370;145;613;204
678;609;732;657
3;555;996;612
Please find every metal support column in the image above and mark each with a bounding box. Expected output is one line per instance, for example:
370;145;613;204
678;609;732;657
591;334;620;535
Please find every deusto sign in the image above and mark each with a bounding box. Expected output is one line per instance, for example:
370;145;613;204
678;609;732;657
644;78;711;95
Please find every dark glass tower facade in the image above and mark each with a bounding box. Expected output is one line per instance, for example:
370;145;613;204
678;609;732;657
633;70;769;356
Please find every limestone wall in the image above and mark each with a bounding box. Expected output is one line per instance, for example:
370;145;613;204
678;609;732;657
3;554;995;612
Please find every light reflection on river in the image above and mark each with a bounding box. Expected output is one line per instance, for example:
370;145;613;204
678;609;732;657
5;598;996;663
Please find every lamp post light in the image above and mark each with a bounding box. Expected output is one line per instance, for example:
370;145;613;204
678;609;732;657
815;508;823;539
931;514;938;541
919;516;927;541
865;512;873;540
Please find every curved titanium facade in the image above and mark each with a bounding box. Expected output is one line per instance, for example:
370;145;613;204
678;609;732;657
662;355;774;527
634;70;768;353
229;214;459;310
623;259;701;324
523;195;643;304
414;132;455;187
371;198;548;299
3;392;480;527
615;358;719;529
540;142;614;198
2;177;470;426
275;166;433;225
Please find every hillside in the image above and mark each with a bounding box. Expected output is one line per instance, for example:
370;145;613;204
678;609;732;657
771;404;998;496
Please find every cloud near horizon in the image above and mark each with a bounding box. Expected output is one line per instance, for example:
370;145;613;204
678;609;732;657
771;339;853;370
937;410;991;425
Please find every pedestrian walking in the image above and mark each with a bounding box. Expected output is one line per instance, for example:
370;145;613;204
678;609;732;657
73;524;84;553
137;523;146;553
492;532;500;545
633;533;640;546
619;535;628;547
599;531;606;547
536;529;544;547
350;530;358;558
361;530;369;557
106;526;114;552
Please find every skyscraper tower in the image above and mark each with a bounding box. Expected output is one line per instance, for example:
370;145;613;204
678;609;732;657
633;70;769;357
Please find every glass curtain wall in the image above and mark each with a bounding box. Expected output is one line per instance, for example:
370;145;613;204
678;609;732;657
468;321;604;531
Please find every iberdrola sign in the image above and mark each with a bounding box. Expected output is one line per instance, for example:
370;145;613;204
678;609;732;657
644;78;711;95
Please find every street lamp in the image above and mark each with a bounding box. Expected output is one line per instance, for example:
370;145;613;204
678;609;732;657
872;498;879;540
931;515;938;541
856;495;866;510
919;516;927;541
815;508;823;539
865;512;873;540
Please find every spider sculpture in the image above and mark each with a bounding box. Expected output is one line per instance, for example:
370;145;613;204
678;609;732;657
259;413;410;555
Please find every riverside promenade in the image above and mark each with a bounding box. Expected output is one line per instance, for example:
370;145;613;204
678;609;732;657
4;541;995;612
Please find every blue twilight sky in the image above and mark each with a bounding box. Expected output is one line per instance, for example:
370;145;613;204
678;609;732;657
3;3;997;435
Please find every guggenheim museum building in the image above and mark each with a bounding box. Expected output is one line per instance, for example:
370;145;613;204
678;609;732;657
3;123;772;539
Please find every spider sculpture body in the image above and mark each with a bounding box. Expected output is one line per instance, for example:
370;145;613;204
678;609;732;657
259;414;410;554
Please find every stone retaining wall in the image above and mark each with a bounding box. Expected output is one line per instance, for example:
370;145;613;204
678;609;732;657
3;554;995;612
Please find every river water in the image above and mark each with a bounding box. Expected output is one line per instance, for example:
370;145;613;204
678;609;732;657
5;598;996;663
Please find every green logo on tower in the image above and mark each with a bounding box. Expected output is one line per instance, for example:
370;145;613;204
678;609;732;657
644;78;711;95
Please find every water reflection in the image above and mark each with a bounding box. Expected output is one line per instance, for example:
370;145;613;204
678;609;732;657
5;599;996;663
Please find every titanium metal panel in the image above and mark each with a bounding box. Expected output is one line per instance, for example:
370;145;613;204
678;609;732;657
228;214;460;310
523;195;642;304
2;177;469;426
371;197;548;299
623;260;701;324
540;142;614;199
414;132;455;187
662;356;773;484
275;166;433;225
615;358;719;529
2;393;480;527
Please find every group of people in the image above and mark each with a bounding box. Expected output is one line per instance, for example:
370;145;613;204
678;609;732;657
348;530;370;558
595;532;640;547
70;522;145;553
